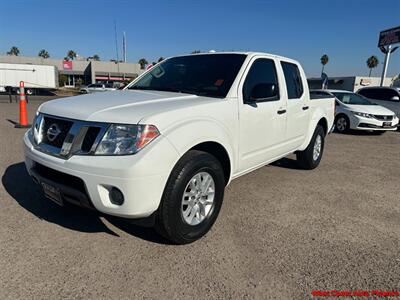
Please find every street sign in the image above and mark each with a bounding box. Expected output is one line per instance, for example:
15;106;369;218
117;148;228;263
378;26;400;47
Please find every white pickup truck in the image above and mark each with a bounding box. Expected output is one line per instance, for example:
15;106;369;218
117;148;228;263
24;52;334;244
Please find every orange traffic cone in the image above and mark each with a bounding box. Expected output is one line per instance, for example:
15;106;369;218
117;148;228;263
15;81;31;128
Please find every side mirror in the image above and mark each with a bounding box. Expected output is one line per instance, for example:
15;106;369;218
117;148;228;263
247;83;278;103
390;95;399;101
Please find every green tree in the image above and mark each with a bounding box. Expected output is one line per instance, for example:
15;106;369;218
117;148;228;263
38;49;50;59
138;58;148;69
366;55;379;77
67;50;77;60
158;57;164;63
7;46;20;56
191;50;201;54
58;74;68;87
320;54;329;74
92;54;100;61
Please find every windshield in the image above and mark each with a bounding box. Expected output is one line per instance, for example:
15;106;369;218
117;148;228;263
332;92;372;105
128;54;246;98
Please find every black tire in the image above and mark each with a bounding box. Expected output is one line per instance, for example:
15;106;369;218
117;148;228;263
155;150;225;244
335;114;350;133
296;125;325;170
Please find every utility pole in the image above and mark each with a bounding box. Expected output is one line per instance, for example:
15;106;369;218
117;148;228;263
380;45;391;86
123;31;127;63
114;20;120;73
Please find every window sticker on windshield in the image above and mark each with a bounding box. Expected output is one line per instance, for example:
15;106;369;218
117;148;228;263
214;79;224;86
342;95;351;103
151;65;165;78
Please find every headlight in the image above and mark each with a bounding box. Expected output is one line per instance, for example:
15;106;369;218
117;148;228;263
95;124;160;155
353;111;373;118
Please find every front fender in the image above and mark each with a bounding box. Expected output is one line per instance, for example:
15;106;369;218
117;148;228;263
162;117;236;181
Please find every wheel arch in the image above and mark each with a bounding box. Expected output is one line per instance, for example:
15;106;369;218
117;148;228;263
189;141;231;185
317;117;328;136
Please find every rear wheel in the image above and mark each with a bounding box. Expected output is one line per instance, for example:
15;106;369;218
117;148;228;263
335;115;350;133
296;125;325;170
155;150;225;244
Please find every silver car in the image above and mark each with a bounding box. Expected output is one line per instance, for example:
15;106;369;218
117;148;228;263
80;83;117;94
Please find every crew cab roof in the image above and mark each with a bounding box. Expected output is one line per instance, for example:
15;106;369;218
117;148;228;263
172;51;300;65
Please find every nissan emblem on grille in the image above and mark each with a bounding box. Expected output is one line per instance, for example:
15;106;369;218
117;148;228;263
47;124;61;142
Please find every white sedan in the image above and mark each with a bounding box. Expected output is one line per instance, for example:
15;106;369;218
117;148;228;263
80;83;117;94
311;89;399;133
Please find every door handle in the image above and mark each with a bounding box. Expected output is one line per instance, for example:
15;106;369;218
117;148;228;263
277;109;286;115
302;106;309;110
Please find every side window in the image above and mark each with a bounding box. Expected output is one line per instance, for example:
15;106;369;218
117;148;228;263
381;89;397;100
243;58;279;102
281;62;303;99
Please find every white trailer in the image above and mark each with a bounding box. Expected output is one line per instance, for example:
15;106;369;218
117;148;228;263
0;63;58;94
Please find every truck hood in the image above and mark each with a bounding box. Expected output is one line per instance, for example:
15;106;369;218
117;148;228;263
345;104;396;116
39;90;217;124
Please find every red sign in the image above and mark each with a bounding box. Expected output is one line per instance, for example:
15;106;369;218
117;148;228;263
63;60;73;70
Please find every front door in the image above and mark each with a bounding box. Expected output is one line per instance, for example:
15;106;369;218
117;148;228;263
238;57;287;172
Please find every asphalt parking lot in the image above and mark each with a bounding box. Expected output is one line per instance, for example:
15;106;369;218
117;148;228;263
0;100;399;299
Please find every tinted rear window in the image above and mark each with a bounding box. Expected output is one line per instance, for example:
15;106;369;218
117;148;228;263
281;62;303;99
358;88;398;100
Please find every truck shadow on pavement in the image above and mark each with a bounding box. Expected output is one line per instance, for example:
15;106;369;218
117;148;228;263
271;157;304;170
2;162;170;244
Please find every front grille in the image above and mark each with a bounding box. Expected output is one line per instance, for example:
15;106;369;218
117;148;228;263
34;162;86;192
81;127;101;152
33;114;108;159
41;116;73;148
359;123;377;128
374;115;393;121
32;162;94;209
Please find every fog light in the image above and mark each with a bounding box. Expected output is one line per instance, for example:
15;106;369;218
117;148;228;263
109;187;124;205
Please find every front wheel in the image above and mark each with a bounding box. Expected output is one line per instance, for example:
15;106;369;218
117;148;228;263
155;150;225;244
296;125;325;170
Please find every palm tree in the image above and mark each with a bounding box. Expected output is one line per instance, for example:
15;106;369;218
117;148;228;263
138;58;148;69
92;54;100;61
38;49;50;59
67;50;76;60
320;54;329;74
158;57;164;63
7;46;20;56
366;55;379;77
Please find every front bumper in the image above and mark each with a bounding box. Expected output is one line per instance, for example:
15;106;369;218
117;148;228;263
349;114;399;131
24;131;179;219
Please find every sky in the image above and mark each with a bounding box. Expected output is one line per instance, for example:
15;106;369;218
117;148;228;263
0;0;399;78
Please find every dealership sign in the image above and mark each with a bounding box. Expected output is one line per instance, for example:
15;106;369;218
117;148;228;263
63;60;73;70
378;26;400;47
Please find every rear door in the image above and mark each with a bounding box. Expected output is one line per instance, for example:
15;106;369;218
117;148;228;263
280;61;310;149
238;56;287;172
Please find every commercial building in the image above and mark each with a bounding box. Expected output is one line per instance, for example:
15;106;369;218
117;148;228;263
307;76;394;92
0;55;142;87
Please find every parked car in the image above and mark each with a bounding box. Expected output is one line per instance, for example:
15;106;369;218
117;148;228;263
357;86;400;102
357;87;400;130
311;89;399;133
24;52;335;244
80;83;116;94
